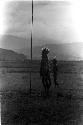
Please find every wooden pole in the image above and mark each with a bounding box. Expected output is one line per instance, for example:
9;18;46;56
30;0;33;96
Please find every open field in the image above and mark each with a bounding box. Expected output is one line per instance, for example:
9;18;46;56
1;60;83;124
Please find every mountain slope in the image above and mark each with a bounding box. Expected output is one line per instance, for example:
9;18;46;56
0;48;27;61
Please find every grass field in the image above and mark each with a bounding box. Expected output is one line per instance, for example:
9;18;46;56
1;60;83;125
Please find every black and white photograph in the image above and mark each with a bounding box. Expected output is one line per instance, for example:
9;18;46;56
1;0;83;124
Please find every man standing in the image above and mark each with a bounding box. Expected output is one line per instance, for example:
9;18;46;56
40;48;51;95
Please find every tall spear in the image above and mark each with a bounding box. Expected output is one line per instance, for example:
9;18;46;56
30;0;33;96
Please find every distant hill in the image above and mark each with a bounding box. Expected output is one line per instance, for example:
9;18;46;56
0;34;29;50
1;34;83;60
0;48;27;61
15;43;83;60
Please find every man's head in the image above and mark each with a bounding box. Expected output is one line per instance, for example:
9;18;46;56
41;47;50;55
53;56;57;60
53;56;57;63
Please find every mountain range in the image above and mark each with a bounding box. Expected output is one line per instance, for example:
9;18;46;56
0;34;83;60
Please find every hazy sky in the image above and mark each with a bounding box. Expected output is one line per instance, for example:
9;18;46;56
0;1;78;45
0;0;83;47
7;1;75;44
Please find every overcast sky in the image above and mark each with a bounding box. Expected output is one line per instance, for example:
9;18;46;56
0;1;76;44
0;0;83;48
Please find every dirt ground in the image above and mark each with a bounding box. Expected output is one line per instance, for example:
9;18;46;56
1;63;83;125
1;92;81;125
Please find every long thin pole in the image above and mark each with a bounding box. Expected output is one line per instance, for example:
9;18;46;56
30;0;33;96
31;0;33;60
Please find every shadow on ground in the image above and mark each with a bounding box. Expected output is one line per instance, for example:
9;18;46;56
1;88;82;125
